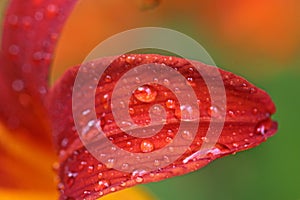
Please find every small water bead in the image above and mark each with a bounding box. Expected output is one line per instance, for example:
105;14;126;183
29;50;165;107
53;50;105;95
125;55;135;64
87;165;94;173
181;130;193;140
134;85;157;103
32;51;43;61
9;44;20;56
166;99;176;109
140;140;154;153
110;187;116;192
34;11;44;21
255;119;273;135
135;176;144;183
12;79;24;92
232;143;239;148
121;163;129;170
153;159;160;167
163;155;170;163
104;75;112;83
106;158;115;168
249;87;257;94
128;107;135;115
252;108;258;114
165;136;173;143
120;182;127;187
163;78;170;86
47;4;59;17
186;77;196;86
78;161;87;170
201;136;210;143
60;138;68;148
95;180;110;192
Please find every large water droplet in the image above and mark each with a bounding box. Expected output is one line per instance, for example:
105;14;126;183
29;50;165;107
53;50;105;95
134;85;157;103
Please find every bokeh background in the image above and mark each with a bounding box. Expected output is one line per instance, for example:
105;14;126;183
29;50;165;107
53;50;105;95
1;0;299;200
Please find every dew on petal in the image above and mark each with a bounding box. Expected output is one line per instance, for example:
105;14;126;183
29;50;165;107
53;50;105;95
95;180;110;192
12;79;24;92
46;4;59;18
134;85;157;103
8;44;20;56
140;140;154;153
166;99;176;109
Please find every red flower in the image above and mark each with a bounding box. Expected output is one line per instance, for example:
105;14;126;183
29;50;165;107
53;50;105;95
0;1;277;200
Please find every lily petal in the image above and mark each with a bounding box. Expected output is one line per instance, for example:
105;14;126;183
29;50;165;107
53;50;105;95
48;54;277;199
0;0;78;136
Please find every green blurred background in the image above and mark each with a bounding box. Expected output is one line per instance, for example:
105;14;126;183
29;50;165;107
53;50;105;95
1;0;299;200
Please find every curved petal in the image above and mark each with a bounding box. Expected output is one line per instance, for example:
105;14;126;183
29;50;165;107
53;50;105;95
47;54;277;199
0;0;78;137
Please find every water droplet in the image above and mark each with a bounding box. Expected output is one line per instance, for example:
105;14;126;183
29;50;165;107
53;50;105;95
232;143;239;148
87;165;94;173
163;155;170;163
78;161;87;170
163;78;170;86
166;99;176;109
140;140;154;153
201;136;210;143
106;158;115;168
153;159;160;166
227;110;235;117
175;104;198;121
34;11;44;21
82;109;91;116
95;180;110;192
12;79;24;92
208;106;219;116
186;77;196;86
249;87;257;94
47;4;59;17
121;163;129;170
120;181;127;187
104;75;112;83
110;187;116;192
181;130;193;140
125;55;136;64
134;85;157;103
32;51;43;61
252;108;258;114
66;171;78;187
128;107;135;115
165;136;173;143
255;119;273;135
61;138;68;148
135;176;144;183
8;44;20;56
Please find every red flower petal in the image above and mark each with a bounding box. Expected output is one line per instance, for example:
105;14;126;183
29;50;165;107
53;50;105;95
0;0;78;135
47;54;277;199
